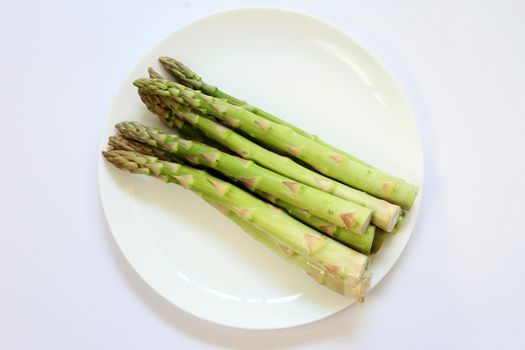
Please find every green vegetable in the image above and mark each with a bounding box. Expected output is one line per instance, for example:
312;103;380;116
159;56;377;168
102;149;370;300
109;133;375;253
139;91;401;231
116;121;372;234
134;78;419;209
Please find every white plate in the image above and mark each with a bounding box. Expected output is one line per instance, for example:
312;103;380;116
98;8;423;329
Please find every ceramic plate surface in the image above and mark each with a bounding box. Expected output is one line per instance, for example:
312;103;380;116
99;7;423;329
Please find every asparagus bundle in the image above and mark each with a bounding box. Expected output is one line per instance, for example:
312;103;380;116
109;133;375;254
116;121;372;234
103;149;370;300
101;58;422;302
108;134;372;289
134;78;419;209
139;84;401;232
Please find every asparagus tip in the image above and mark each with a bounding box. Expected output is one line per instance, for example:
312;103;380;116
132;79;144;88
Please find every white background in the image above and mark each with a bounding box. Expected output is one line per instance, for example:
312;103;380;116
1;0;524;349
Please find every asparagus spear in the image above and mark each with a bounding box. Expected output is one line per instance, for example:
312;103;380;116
102;150;370;300
134;78;419;209
116;121;372;234
109;133;375;254
139;91;401;231
206;198;370;299
109;133;375;253
158;56;367;167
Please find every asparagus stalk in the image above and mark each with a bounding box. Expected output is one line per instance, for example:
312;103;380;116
102;149;370;300
159;57;343;149
134;78;419;209
139;91;401;231
206;198;370;299
116;121;372;234
158;56;367;167
109;133;375;254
